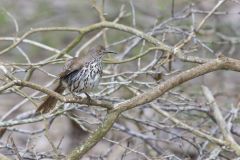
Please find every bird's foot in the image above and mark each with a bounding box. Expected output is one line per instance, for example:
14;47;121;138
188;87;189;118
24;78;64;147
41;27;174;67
84;93;92;106
72;93;92;106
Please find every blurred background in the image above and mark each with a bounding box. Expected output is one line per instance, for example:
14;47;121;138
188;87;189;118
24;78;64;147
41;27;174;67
0;0;240;159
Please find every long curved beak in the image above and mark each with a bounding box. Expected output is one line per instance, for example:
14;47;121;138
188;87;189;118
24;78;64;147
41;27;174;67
103;49;117;54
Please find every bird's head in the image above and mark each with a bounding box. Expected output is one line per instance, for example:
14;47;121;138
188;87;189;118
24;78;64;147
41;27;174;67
91;45;117;58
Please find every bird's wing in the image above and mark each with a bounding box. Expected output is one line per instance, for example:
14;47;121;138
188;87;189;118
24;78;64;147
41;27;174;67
59;57;88;78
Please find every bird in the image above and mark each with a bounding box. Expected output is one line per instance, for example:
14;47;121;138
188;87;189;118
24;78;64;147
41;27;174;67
36;45;116;114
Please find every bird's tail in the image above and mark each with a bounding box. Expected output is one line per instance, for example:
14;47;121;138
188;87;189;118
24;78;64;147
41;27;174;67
36;81;65;114
0;81;66;138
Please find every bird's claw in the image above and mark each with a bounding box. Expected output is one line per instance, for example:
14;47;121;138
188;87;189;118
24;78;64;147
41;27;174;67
84;93;92;105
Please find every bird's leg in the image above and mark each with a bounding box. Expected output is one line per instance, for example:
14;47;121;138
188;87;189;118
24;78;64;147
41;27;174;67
71;92;91;106
84;92;91;105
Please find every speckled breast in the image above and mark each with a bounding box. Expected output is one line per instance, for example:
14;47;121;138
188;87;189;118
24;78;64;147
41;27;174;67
62;59;102;93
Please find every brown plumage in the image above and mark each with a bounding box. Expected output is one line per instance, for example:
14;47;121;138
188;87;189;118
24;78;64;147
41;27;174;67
36;45;116;114
36;81;65;113
0;46;116;138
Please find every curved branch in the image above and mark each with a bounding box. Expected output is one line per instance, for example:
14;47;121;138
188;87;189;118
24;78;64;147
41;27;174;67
67;56;240;159
0;21;172;55
114;57;240;112
80;21;173;52
0;27;80;55
0;21;208;64
67;110;121;160
0;79;113;110
15;80;113;110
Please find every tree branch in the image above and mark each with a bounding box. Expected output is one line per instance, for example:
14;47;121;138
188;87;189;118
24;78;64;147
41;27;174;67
67;56;240;159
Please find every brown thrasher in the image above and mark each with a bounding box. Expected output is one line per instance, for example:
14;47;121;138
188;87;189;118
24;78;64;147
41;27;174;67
36;45;116;113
